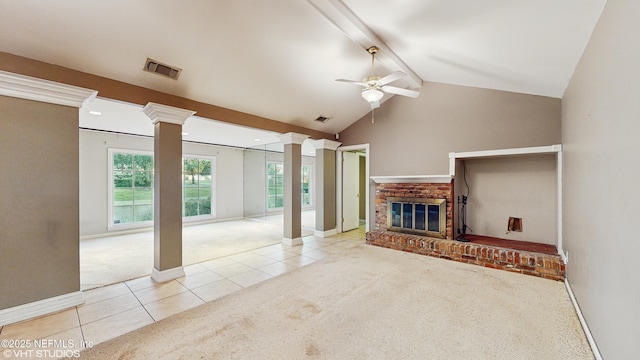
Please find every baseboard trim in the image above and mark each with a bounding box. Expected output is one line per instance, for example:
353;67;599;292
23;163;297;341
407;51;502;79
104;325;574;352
564;279;603;360
0;291;84;327
282;237;303;246
151;266;185;283
314;229;337;238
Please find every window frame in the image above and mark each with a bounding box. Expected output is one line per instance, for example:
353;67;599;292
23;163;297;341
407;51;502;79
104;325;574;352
182;154;217;222
107;149;217;231
266;161;314;211
107;148;155;230
266;161;285;212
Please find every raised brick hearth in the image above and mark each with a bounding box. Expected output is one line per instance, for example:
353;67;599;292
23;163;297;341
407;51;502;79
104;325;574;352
369;179;565;281
366;231;565;281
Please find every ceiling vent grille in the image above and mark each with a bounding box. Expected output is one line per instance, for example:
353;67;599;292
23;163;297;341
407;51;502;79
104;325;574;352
144;58;182;80
314;116;329;123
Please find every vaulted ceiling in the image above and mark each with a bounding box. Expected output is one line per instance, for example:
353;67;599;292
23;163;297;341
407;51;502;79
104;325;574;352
0;0;606;136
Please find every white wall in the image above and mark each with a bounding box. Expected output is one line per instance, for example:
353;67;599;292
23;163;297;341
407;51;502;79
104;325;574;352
561;0;640;358
79;130;244;237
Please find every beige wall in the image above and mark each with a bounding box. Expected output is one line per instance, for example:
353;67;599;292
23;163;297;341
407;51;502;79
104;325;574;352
0;96;80;308
339;82;561;233
463;155;557;245
561;0;640;358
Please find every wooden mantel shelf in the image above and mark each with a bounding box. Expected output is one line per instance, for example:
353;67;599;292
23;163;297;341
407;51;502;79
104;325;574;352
370;175;452;184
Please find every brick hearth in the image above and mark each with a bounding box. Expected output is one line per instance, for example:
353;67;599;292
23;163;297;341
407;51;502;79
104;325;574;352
366;231;565;281
370;180;564;281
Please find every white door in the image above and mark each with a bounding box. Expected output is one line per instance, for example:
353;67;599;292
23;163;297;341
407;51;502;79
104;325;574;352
342;151;360;232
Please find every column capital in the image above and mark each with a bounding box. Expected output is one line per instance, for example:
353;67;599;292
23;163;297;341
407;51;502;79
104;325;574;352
277;132;309;145
311;139;342;151
142;102;195;125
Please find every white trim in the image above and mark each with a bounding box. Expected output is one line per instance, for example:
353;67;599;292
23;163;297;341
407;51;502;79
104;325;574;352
151;266;185;283
370;175;452;184
337;144;370;233
0;291;84;327
277;132;309;145
565;280;603;360
142;102;195;125
449;144;562;175
282;237;303;246
0;70;97;108
450;144;564;258
314;228;337;238
557;151;565;262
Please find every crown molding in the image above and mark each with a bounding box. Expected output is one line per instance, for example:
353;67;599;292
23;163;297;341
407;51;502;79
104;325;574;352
0;70;97;108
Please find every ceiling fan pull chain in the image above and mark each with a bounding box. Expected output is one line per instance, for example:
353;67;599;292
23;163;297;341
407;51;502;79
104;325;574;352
371;108;375;123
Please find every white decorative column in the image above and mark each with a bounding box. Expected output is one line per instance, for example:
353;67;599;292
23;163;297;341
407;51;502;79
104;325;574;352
143;102;195;282
311;139;341;237
277;132;310;246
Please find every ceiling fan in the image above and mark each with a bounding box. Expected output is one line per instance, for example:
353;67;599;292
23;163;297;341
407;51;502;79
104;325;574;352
336;46;420;110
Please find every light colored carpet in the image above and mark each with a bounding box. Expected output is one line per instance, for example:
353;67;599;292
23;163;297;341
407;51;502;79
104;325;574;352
77;243;594;359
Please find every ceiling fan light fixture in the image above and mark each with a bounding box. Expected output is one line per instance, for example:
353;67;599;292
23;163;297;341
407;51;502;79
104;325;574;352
362;88;383;103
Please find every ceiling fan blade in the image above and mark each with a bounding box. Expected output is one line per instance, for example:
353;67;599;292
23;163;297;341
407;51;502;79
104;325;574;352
370;100;380;109
377;71;407;86
381;85;420;98
336;78;365;86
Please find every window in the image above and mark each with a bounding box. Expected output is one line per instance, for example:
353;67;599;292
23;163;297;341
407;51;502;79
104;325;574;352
266;162;313;210
267;162;284;209
111;151;154;225
302;165;312;207
109;150;216;228
182;157;215;218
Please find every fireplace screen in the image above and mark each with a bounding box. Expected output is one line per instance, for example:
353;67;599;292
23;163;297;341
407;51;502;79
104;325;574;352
387;197;446;238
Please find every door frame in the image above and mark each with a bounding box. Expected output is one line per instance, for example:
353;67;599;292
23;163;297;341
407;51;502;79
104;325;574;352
337;144;370;233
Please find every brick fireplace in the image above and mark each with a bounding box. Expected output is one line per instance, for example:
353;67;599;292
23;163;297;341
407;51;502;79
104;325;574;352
373;181;454;239
367;175;565;281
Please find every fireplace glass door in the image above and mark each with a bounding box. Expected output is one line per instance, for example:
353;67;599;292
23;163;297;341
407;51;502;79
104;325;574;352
386;197;446;238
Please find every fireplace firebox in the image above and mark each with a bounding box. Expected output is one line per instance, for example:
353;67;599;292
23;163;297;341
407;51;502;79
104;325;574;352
387;197;446;238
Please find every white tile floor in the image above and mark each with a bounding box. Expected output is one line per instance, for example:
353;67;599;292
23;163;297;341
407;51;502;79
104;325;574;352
0;228;365;358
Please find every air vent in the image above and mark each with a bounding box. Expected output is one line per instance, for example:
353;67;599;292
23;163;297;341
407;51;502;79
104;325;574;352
144;58;182;80
314;116;330;123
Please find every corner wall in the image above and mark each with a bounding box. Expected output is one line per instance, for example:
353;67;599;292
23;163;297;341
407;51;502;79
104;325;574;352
561;0;640;358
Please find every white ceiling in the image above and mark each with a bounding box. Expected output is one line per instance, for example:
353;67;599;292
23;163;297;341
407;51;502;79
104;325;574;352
0;0;606;138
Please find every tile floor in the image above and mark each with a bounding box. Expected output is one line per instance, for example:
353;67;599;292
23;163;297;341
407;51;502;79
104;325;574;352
0;228;365;358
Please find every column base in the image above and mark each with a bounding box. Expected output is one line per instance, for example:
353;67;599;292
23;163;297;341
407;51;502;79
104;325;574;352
151;266;185;283
314;228;337;238
282;237;303;246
